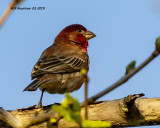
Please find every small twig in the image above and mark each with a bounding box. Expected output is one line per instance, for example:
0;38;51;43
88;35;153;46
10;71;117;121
84;77;89;120
0;0;22;28
80;69;89;120
86;50;159;105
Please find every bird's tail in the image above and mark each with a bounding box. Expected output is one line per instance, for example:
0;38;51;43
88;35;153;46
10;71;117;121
23;80;41;91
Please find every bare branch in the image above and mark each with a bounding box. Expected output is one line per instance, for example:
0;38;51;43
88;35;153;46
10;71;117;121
0;0;22;28
86;50;159;105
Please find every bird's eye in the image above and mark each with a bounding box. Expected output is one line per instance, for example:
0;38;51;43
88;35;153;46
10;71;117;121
77;29;82;32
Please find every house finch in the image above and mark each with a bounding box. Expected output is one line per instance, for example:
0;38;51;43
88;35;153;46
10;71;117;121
24;24;96;108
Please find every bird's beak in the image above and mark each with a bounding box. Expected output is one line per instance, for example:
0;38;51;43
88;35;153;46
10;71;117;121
84;30;96;40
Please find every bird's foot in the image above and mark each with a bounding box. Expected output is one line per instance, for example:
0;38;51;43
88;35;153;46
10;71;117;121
38;101;43;108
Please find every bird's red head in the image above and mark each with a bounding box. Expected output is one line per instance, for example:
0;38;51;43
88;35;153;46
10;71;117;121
57;24;96;52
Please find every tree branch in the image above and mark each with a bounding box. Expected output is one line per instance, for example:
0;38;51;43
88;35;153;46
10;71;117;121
1;97;160;127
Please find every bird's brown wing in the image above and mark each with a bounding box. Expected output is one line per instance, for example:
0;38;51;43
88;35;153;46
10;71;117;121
31;54;89;80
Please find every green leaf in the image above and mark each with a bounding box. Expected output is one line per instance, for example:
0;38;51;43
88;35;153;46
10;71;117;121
62;93;81;111
125;60;136;74
52;94;112;127
80;68;88;76
50;118;57;124
52;93;82;125
82;120;111;128
52;105;70;118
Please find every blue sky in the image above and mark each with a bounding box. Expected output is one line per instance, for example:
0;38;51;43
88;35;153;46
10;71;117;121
0;0;160;127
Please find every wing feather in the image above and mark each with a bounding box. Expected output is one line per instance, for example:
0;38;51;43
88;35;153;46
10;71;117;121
31;54;89;80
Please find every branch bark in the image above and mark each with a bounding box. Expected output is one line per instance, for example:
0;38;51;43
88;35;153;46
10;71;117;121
1;97;160;128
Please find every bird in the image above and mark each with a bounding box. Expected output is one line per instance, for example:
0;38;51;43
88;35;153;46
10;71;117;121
23;24;96;108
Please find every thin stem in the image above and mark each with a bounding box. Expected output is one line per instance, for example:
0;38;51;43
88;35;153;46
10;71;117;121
86;50;159;104
0;0;18;28
84;77;88;120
